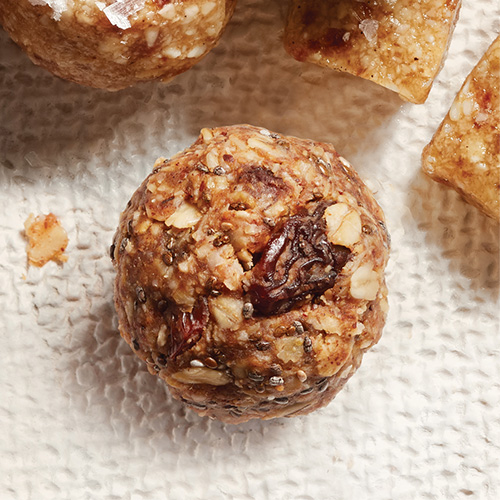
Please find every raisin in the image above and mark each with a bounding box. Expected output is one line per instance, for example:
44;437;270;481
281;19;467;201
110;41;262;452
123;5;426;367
167;296;209;359
247;204;350;315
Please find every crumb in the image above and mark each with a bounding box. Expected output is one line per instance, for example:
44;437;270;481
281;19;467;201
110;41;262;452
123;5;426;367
24;213;69;267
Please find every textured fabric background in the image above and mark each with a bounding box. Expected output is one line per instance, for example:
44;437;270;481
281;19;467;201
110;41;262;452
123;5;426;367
0;1;499;499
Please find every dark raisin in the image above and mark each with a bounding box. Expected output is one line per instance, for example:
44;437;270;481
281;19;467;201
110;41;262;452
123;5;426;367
109;243;116;261
132;339;140;350
167;296;209;359
247;203;351;315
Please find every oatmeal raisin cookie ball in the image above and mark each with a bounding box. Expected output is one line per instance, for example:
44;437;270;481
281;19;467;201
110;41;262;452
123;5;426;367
0;0;236;90
111;125;389;423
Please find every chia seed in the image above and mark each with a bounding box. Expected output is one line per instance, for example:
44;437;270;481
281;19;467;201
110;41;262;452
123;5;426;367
229;202;248;211
196;163;209;173
188;401;207;409
242;302;254;319
293;320;305;334
213;166;225;176
136;286;147;303
269;376;284;386
317;380;329;393
162;250;174;265
204;357;218;369
270;364;282;376
119;237;129;253
303;336;313;353
274;397;289;405
256;341;271;351
248;372;264;382
213;234;230;247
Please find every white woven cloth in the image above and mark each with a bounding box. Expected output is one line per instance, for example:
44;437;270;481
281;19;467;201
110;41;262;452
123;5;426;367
0;1;499;498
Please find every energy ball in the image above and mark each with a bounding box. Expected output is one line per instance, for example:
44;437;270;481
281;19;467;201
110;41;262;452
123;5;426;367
111;125;390;423
0;0;236;90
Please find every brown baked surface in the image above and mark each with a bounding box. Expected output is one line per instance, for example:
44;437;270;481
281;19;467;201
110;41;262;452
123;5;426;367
422;36;500;221
0;0;236;90
284;0;461;104
111;124;390;423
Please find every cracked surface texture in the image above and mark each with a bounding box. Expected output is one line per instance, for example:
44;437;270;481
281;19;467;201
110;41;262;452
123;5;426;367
0;0;499;498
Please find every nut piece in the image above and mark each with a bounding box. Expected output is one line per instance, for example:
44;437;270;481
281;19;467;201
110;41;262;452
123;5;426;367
169;367;231;386
422;35;500;221
165;202;202;229
324;203;362;247
284;0;461;103
24;213;68;267
350;264;379;300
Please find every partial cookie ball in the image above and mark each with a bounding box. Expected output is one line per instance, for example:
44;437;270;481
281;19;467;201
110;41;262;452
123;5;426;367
111;124;390;423
0;0;236;90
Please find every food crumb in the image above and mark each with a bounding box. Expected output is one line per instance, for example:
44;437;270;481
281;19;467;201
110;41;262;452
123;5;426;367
24;213;68;267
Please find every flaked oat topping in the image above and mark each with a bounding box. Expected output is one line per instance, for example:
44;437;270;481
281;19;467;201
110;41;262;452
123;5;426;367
112;125;389;423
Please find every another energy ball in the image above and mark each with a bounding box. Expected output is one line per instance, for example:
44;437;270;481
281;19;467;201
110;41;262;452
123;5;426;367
0;0;236;90
111;125;390;423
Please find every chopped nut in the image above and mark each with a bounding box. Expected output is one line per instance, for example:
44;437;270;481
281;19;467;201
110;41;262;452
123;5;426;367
276;337;304;363
324;203;362;247
350;264;380;300
24;213;68;267
157;325;168;347
170;367;231;386
210;296;244;330
164;201;202;229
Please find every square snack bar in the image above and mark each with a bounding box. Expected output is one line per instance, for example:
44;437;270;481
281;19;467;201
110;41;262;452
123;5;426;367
284;0;461;104
422;36;500;221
